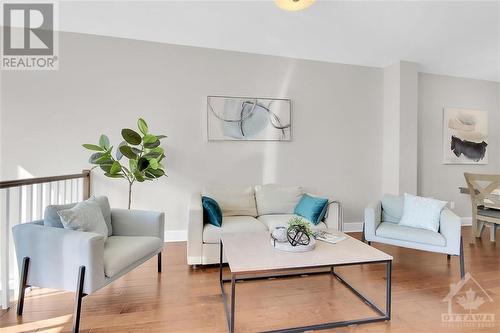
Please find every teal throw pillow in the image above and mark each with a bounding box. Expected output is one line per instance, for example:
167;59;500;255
202;196;222;227
294;194;329;225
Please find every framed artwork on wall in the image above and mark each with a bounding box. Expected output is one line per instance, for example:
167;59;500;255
207;96;291;141
443;107;488;164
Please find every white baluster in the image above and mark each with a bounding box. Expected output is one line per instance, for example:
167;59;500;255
26;185;33;223
55;181;60;204
63;180;67;204
37;184;43;219
1;189;10;309
18;186;24;224
77;178;81;201
49;182;53;204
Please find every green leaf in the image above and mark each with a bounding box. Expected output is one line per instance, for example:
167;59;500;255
104;173;124;178
143;151;162;159
143;134;157;144
83;144;103;151
119;145;138;159
110;161;121;174
148;158;159;170
138;118;148;135
100;163;112;173
131;147;142;154
116;141;127;160
95;153;112;164
134;171;145;182
157;153;165;162
121;129;142;145
146;168;165;178
129;159;138;173
144;139;160;149
137;157;149;171
149;146;164;154
99;135;110;149
89;152;104;164
156;135;167;140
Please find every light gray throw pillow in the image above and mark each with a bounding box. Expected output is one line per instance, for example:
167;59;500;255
44;196;112;236
398;193;447;232
57;200;109;242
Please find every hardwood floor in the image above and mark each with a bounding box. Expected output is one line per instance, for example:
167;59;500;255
1;226;499;333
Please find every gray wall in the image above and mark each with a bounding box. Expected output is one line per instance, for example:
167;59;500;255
1;32;384;231
418;73;500;217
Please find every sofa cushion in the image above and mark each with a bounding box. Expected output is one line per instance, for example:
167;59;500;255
381;194;404;224
375;222;446;247
255;184;303;215
104;236;163;277
44;196;112;236
203;186;257;217
203;216;267;244
294;194;329;225
257;214;327;232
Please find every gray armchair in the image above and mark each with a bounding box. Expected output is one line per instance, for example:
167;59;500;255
12;208;164;332
364;194;464;278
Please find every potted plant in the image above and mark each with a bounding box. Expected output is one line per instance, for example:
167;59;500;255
83;118;167;209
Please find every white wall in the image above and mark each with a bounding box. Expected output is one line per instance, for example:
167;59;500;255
0;32;384;232
418;73;500;217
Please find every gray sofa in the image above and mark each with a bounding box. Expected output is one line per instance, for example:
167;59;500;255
364;194;464;278
12;208;164;332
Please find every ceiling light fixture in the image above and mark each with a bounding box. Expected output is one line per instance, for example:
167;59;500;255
275;0;315;12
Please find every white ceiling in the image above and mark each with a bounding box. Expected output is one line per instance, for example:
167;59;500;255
58;1;500;82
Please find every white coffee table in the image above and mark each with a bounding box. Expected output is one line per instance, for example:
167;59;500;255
219;230;393;333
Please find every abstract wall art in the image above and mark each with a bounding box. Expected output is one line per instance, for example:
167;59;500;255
207;96;291;141
443;108;488;164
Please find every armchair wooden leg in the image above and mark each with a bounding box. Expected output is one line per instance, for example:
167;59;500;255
17;257;30;316
158;253;162;273
459;237;465;279
72;266;86;333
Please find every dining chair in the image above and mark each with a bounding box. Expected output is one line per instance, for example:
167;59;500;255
464;173;500;242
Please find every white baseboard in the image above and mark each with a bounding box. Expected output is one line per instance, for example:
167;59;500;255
342;222;363;233
461;217;472;226
164;230;187;242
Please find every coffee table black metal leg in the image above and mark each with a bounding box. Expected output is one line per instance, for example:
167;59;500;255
220;240;223;283
220;240;236;333
386;260;392;320
230;274;236;333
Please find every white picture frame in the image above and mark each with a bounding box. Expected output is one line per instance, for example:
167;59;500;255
442;107;488;165
207;96;291;141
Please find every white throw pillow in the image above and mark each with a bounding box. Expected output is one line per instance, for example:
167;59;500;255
399;193;447;232
255;184;303;215
57;199;109;241
203;186;257;217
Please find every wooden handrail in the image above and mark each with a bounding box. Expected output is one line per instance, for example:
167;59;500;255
0;170;91;192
